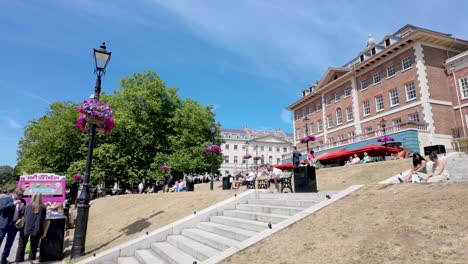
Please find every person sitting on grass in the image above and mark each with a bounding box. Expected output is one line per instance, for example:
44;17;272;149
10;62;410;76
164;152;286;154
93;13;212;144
351;154;361;165
362;152;372;163
400;152;427;183
421;152;450;183
397;146;408;159
176;179;187;192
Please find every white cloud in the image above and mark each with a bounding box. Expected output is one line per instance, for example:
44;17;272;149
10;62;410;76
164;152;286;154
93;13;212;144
7;119;22;129
280;109;292;125
18;90;51;105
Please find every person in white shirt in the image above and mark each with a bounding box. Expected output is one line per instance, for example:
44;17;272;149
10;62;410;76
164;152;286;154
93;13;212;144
351;154;361;165
267;165;283;192
242;169;256;186
138;182;144;194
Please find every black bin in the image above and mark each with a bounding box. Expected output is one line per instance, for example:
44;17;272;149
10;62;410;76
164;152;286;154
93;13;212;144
293;166;317;193
40;216;67;262
186;181;195;192
424;145;446;155
222;177;232;190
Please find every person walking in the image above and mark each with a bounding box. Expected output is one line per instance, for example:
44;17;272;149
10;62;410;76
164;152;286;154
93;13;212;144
138;182;144;194
292;146;302;169
0;188;25;264
15;193;47;262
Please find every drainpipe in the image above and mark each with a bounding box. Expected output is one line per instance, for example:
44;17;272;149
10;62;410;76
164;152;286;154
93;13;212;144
450;67;467;137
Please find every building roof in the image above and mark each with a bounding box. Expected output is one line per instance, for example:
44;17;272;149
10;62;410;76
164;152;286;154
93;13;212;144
287;24;468;111
221;126;293;140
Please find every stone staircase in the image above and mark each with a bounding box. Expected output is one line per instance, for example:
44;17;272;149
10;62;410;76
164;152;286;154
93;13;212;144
444;152;468;182
116;192;335;264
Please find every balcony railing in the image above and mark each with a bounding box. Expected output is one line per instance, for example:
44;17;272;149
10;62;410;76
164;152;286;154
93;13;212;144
451;127;468;139
284;121;428;159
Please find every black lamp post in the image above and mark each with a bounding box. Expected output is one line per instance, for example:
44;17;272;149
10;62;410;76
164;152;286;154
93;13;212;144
71;42;111;258
303;116;310;153
254;144;258;172
244;141;250;173
209;123;217;191
380;117;387;157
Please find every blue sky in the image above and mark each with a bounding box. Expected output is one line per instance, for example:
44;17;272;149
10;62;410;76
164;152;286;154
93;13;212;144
1;0;467;166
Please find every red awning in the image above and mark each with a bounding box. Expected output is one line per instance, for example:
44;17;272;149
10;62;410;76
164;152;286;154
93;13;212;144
274;162;294;170
347;144;399;157
316;148;351;161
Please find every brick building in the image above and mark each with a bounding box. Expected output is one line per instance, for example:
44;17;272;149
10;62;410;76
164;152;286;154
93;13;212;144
286;25;468;158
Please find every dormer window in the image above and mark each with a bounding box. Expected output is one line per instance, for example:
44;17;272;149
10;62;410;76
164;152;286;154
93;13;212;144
385;38;391;47
371;47;376;55
360;54;364;62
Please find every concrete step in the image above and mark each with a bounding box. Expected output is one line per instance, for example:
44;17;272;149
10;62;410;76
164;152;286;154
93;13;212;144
210;215;269;232
197;221;258;241
151;242;198;264
223;209;289;224
118;257;142;264
134;249;166;264
248;198;319;208
182;228;238;251
167;235;220;261
256;192;336;200
236;203;305;216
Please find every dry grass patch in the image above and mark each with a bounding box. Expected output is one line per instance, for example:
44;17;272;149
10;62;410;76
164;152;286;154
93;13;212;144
224;182;468;264
316;159;411;191
69;181;240;261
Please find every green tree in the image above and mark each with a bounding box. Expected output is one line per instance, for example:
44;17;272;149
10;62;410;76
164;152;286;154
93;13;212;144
17;102;87;175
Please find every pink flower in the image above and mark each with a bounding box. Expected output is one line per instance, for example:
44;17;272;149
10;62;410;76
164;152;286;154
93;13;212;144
161;165;171;171
205;144;221;154
73;174;84;181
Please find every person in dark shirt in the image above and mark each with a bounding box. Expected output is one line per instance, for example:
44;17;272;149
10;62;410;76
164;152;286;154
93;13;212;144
292;146;302;169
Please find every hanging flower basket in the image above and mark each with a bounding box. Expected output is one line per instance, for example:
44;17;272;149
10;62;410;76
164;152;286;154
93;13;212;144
253;156;261;161
73;174;84;181
300;135;316;144
377;135;394;143
204;144;221;154
161;165;171;171
243;154;252;159
74;100;116;134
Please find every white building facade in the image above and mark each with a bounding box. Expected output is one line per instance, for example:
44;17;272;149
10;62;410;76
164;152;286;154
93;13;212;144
219;126;294;176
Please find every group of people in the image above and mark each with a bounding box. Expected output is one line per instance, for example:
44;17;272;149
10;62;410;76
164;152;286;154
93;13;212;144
345;152;373;165
0;189;55;263
398;151;450;183
292;147;317;168
229;164;285;193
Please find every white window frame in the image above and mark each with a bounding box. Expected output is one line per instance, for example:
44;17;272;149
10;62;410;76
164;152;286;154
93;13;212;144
336;108;343;125
460;76;468;99
344;87;352;97
405;81;417;101
360;79;368;91
316;103;322;112
317;120;323;132
234;156;238;164
408;112;420;122
386;65;396;78
402;57;412;71
335;92;341;102
347;131;355;138
325;96;331;106
326;115;333;128
373;73;381;84
346;107;353;121
392;118;402;125
389;89;400;106
309;123;315;134
363;101;371;116
375;95;384;112
309;105;315;114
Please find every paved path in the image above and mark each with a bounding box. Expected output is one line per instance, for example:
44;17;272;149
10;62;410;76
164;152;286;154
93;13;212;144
0;232;64;264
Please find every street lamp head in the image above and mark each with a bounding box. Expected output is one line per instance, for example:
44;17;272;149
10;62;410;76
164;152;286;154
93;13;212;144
380;117;386;128
94;42;111;74
210;123;217;134
303;116;309;122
